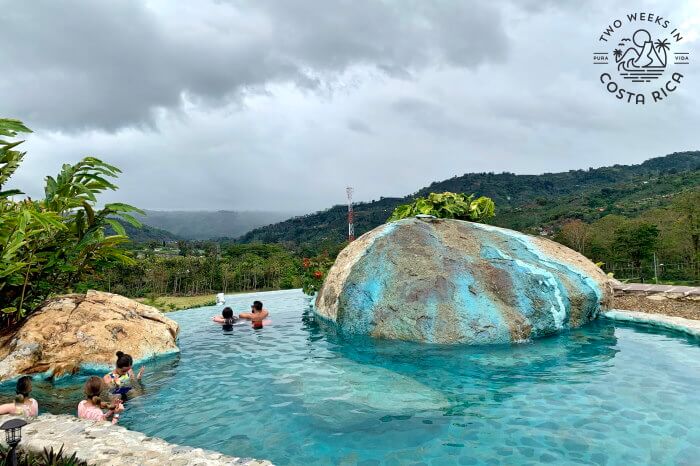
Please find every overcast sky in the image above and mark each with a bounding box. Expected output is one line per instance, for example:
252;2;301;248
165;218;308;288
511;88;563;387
2;0;699;212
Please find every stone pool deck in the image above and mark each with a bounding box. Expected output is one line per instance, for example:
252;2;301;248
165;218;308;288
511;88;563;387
613;283;700;321
614;283;700;297
0;414;272;466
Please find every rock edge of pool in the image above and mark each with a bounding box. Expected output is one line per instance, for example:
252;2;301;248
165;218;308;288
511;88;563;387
0;413;273;466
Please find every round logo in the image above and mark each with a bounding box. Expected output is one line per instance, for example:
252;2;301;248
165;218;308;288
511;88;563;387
593;13;690;104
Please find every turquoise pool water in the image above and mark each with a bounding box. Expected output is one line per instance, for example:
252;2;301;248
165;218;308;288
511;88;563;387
4;289;700;465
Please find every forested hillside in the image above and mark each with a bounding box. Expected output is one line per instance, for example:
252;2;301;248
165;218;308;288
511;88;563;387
239;151;699;245
109;219;181;243
104;151;699;297
238;152;700;283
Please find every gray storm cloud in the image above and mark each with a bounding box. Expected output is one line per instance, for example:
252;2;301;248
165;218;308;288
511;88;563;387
0;0;508;131
1;0;698;212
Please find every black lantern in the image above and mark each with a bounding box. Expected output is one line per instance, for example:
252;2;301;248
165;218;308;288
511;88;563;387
1;418;27;466
2;418;27;446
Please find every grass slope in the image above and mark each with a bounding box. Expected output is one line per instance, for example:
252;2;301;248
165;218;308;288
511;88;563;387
136;294;217;312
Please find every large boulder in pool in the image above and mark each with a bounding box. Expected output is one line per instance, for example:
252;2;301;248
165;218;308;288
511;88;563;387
0;291;179;381
315;218;613;344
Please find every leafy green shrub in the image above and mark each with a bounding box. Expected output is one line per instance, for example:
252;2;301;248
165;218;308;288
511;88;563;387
0;117;142;325
0;444;90;466
39;445;89;466
388;192;495;222
300;254;334;296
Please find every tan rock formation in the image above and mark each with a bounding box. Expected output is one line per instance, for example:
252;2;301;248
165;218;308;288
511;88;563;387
0;290;179;381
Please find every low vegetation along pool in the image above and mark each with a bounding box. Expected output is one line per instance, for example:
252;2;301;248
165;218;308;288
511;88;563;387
6;289;700;465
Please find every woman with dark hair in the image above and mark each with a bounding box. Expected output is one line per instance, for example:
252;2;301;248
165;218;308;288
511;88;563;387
212;307;238;331
212;307;237;324
103;351;144;395
0;376;38;417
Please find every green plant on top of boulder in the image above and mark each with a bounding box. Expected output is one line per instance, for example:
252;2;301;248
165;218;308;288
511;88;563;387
387;192;495;223
0;117;142;326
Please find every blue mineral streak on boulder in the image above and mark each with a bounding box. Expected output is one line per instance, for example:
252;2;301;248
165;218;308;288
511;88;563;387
475;222;605;304
336;222;398;335
315;218;612;345
452;273;511;344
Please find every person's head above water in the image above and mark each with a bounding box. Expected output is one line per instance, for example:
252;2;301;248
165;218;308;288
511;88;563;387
252;301;263;312
222;307;234;319
115;351;134;374
15;376;32;403
84;376;105;405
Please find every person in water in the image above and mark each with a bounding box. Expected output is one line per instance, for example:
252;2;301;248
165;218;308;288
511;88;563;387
78;376;123;424
104;351;144;396
212;307;238;325
0;376;39;417
239;300;269;329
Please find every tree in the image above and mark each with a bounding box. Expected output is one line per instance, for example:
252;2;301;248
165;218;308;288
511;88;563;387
587;215;628;264
671;189;700;279
559;219;589;254
219;262;235;293
612;222;659;279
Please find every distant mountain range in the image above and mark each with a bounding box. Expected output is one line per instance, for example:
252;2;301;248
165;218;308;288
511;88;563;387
237;151;700;248
134;210;297;241
122;152;700;246
117;220;182;243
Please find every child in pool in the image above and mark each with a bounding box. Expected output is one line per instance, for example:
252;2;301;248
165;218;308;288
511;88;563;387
104;351;144;393
77;376;123;424
0;376;39;417
211;307;238;330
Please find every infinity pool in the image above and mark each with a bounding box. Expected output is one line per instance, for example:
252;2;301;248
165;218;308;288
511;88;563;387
4;289;700;465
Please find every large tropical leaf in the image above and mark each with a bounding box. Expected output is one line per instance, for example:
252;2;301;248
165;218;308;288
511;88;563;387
0;189;23;198
0;118;32;137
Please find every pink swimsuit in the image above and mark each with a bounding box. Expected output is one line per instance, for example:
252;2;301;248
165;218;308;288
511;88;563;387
14;399;38;417
77;400;109;421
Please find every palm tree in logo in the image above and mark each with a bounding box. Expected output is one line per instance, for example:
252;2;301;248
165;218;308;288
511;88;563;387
654;38;670;66
613;49;623;62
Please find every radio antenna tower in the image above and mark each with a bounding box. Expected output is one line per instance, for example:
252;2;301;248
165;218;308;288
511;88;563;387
346;186;355;242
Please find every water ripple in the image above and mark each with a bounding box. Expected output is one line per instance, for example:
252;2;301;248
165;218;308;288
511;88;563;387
2;289;699;465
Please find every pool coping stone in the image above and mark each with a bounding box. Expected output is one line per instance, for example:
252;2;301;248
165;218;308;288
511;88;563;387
0;413;273;466
602;309;700;338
